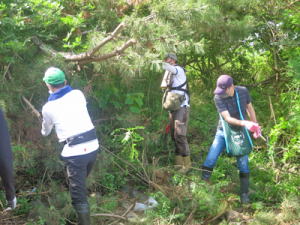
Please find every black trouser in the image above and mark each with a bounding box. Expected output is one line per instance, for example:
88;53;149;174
0;106;15;201
64;150;98;205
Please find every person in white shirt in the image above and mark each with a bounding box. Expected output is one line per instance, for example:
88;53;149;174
41;67;99;225
162;52;191;174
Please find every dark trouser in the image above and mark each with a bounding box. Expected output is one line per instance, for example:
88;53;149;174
64;150;98;205
169;106;190;157
0;106;15;201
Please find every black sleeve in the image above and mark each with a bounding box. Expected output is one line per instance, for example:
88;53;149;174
0;106;13;159
0;106;15;200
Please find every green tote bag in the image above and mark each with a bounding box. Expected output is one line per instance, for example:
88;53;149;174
219;92;253;157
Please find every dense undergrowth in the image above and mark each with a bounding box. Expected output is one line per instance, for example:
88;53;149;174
2;0;300;224
2;84;300;224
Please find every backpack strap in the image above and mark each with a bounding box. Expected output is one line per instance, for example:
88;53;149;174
170;81;187;90
169;65;190;101
219;113;230;153
236;91;253;147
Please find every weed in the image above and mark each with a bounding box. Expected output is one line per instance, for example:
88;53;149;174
14;197;32;215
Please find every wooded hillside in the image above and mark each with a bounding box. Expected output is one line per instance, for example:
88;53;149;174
1;0;300;224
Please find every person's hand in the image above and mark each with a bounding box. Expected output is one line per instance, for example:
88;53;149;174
253;128;261;139
242;121;261;132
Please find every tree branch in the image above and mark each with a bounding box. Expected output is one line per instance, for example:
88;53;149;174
78;39;136;65
244;75;278;87
188;64;202;72
87;22;126;57
22;95;40;118
285;0;300;8
31;36;60;57
33;23;135;67
21;95;42;123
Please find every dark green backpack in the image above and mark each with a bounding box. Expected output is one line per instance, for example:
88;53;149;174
220;92;253;157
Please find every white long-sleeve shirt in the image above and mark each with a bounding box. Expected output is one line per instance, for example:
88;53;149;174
41;89;99;157
162;63;190;107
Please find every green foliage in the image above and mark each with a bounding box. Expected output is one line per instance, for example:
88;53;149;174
101;173;126;196
0;191;6;210
111;126;145;161
14;197;32;215
2;0;300;223
147;192;173;220
98;196;118;212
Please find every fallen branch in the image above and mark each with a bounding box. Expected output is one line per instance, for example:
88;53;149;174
0;214;26;221
46;195;77;225
108;204;134;225
99;145;150;185
204;210;227;224
121;204;134;217
168;208;176;225
94;182;119;193
184;208;197;225
91;213;126;220
15;191;50;196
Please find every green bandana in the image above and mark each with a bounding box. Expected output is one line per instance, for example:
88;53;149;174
43;67;65;84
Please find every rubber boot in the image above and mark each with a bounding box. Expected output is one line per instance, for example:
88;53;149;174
201;166;213;184
74;204;90;225
178;155;191;174
5;196;17;211
174;155;183;170
240;172;250;203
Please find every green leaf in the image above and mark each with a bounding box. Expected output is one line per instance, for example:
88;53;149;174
99;99;108;107
135;126;145;129
125;97;134;105
135;98;143;107
130;106;140;114
103;88;112;99
111;101;121;109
